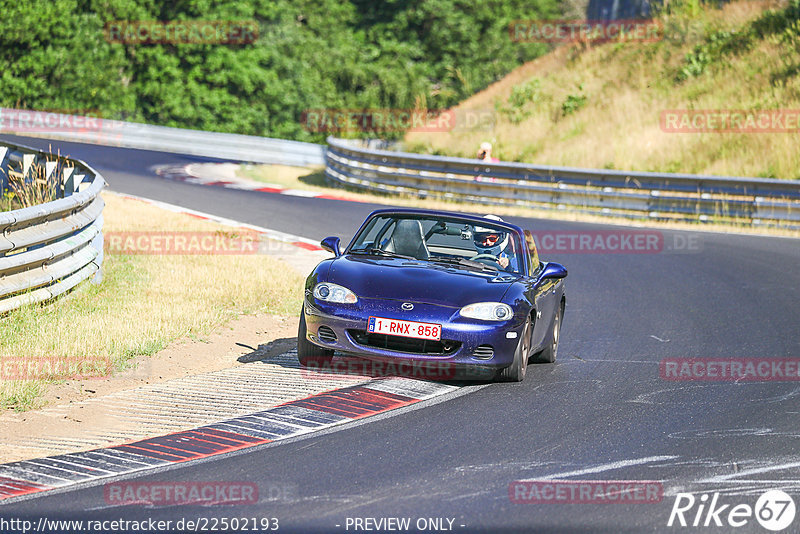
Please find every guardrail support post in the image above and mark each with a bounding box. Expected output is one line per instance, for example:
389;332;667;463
45;160;58;198
91;227;104;284
62;166;75;197
0;147;8;196
22;153;35;183
73;174;86;193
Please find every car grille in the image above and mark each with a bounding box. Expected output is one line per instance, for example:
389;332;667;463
317;326;338;343
348;330;459;356
472;345;494;360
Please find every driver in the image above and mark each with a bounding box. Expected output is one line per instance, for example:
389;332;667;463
473;215;518;271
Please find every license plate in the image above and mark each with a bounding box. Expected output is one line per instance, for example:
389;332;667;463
367;316;441;341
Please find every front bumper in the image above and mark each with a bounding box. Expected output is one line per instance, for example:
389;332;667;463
303;295;524;372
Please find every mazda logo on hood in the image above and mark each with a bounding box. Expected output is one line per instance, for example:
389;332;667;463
401;302;414;311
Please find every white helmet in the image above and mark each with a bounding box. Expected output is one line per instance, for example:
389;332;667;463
473;215;509;256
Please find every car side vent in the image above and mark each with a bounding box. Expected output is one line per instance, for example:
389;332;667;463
472;345;494;360
317;326;337;343
492;275;516;282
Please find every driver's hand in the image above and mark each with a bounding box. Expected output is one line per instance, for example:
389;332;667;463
498;256;509;268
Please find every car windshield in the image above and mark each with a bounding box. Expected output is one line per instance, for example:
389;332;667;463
348;214;524;274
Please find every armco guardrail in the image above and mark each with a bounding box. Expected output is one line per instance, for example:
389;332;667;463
0;108;324;167
0;141;105;314
325;137;800;228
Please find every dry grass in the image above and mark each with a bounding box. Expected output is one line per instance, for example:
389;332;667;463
405;0;800;179
0;192;304;411
238;164;326;189
0;153;70;210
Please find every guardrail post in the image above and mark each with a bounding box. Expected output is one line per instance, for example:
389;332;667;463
91;220;104;284
45;160;59;198
62;166;75;197
73;173;86;193
0;146;7;196
22;153;35;185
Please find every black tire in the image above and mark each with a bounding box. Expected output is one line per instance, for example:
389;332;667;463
499;316;532;382
533;303;562;364
297;309;334;367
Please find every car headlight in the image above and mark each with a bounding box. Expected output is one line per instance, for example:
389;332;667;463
313;282;358;304
460;302;513;321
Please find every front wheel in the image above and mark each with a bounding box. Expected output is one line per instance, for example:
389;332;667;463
297;309;334;367
499;316;532;382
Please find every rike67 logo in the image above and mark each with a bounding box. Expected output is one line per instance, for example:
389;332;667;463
668;490;796;531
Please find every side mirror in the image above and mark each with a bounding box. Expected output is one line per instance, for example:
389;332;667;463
539;262;567;281
320;236;342;257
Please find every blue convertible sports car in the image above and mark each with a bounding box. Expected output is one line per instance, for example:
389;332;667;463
298;208;567;382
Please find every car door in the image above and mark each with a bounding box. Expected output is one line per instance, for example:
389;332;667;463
524;230;558;350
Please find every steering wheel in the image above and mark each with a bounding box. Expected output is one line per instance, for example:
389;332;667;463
469;253;499;262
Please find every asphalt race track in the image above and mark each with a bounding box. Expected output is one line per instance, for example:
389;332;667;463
2;134;799;533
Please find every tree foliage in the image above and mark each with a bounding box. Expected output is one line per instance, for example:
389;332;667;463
0;0;558;141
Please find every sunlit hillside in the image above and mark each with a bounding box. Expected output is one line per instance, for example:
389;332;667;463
405;0;800;179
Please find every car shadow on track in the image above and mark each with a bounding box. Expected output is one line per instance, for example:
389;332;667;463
236;337;297;363
237;339;497;387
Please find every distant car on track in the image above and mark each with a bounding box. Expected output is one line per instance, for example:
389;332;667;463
298;208;567;382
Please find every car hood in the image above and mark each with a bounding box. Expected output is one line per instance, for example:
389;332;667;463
327;255;517;307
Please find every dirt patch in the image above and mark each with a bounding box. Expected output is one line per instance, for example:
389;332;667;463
0;312;301;463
